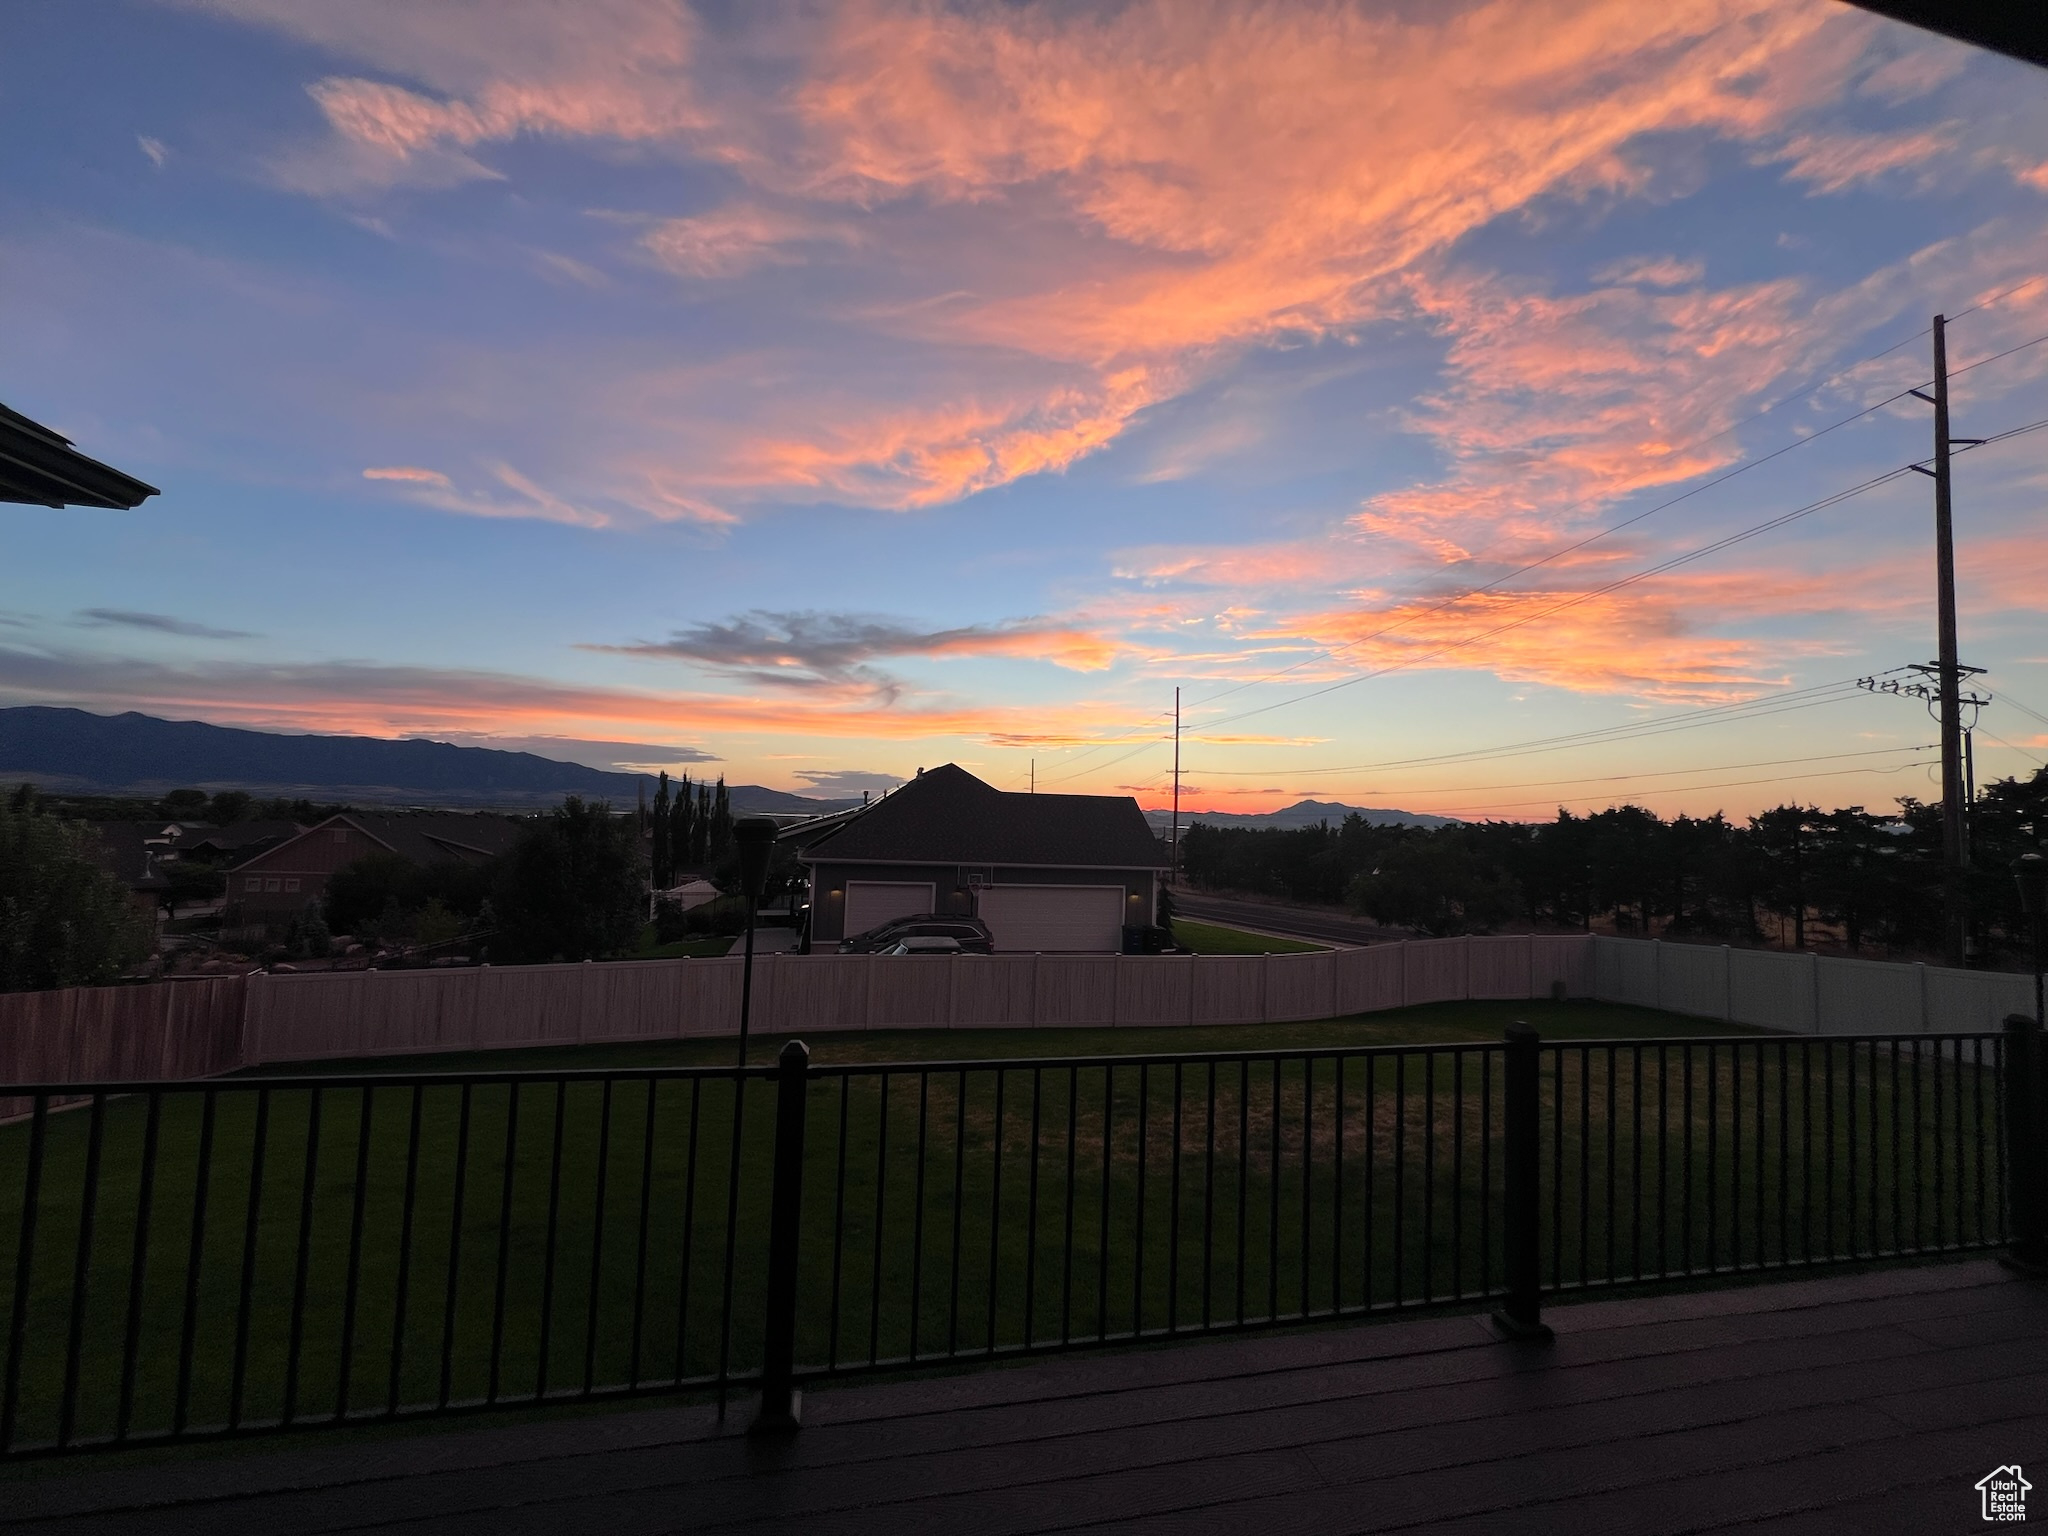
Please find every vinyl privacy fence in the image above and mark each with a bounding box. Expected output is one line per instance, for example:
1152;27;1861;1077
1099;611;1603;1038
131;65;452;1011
0;936;2035;1091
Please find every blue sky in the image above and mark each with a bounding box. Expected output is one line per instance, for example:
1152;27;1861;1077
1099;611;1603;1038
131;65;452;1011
3;0;2045;816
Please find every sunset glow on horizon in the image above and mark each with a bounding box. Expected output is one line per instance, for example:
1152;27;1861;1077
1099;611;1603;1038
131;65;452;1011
5;0;2046;818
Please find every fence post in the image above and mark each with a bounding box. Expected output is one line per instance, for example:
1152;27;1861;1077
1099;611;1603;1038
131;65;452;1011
2004;1014;2045;1270
1492;1021;1553;1341
753;1038;811;1434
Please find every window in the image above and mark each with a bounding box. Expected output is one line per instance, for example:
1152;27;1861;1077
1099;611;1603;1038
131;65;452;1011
265;878;281;892
284;878;300;892
245;876;261;892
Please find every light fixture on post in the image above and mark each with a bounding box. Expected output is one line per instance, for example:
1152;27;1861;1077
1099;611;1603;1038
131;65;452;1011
2015;851;2047;1028
735;817;778;1065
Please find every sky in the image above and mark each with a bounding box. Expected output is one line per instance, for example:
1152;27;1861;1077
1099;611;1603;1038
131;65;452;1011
3;0;2046;821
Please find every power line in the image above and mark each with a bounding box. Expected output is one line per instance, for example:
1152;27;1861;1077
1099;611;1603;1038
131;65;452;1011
1189;743;1934;800
1178;314;2048;718
1419;757;1939;819
1194;411;2048;736
1189;675;1886;777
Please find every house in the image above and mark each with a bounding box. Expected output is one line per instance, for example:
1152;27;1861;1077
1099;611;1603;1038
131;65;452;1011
798;764;1167;952
224;812;525;930
82;822;169;918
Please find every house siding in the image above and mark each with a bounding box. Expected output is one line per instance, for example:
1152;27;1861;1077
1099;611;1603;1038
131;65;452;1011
808;860;1156;943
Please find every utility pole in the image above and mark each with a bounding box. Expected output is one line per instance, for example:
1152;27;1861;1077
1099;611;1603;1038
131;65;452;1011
1170;687;1181;886
1907;315;1985;966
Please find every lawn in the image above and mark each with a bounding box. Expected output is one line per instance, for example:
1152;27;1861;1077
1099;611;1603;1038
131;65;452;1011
0;1000;2004;1453
1171;920;1325;955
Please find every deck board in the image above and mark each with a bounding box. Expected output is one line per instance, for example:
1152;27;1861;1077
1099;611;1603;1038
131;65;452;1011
3;1260;2040;1535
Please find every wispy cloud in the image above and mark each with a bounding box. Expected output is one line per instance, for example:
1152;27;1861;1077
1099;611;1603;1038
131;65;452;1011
793;767;903;795
588;609;1141;694
75;609;256;641
137;135;169;169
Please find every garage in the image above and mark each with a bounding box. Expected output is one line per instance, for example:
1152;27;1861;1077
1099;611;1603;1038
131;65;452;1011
843;880;935;939
976;884;1127;953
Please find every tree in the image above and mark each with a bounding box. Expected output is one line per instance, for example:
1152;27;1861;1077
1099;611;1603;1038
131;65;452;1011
710;776;733;859
650;772;672;890
492;797;645;963
0;795;151;991
1348;827;1521;936
692;782;711;865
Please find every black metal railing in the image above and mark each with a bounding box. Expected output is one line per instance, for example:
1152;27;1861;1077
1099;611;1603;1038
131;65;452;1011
1;1022;2035;1456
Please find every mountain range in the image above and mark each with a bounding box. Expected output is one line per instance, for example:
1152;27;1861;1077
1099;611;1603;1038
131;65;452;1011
0;707;852;813
1143;798;1456;832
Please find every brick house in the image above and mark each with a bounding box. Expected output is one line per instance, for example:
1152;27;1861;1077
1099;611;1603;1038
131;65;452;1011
224;812;525;930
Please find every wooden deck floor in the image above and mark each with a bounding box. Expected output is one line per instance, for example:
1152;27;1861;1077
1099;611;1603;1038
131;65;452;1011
3;1260;2041;1534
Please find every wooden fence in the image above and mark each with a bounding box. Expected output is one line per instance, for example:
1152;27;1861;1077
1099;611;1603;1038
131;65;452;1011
1;933;2036;1088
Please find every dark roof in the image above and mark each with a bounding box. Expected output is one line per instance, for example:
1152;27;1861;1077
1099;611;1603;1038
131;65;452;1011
801;764;1166;870
83;822;168;890
0;402;159;510
1840;4;2046;70
178;820;302;856
229;812;528;871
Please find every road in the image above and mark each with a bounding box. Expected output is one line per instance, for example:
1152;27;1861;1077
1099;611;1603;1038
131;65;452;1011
1170;890;1405;948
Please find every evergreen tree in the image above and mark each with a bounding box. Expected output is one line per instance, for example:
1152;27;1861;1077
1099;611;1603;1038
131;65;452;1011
0;794;151;990
651;772;672;890
675;773;695;874
711;776;733;858
693;782;711;864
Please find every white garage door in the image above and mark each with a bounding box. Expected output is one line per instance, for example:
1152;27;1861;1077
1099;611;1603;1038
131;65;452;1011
976;885;1127;953
844;880;935;939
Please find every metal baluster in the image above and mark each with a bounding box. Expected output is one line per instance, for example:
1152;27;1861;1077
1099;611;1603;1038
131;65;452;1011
628;1079;657;1389
1337;1055;1349;1311
56;1093;108;1448
1551;1048;1564;1290
1392;1054;1406;1308
281;1087;324;1425
334;1087;375;1422
1974;1037;1988;1245
1889;1041;1902;1254
1062;1064;1079;1346
909;1072;930;1361
1579;1045;1591;1285
175;1089;219;1433
1605;1045;1617;1283
1824;1043;1836;1260
1168;1062;1182;1334
869;1072;891;1367
673;1077;703;1384
1237;1060;1249;1326
1682;1045;1693;1275
1025;1068;1044;1347
1;1094;49;1452
1268;1058;1282;1321
437;1084;475;1411
1202;1061;1217;1330
1656;1045;1668;1278
1303;1056;1316;1317
1933;1040;1946;1250
115;1091;164;1443
1134;1064;1149;1335
1366;1054;1379;1308
1632;1046;1644;1281
227;1087;272;1430
985;1069;1004;1354
1729;1046;1741;1271
536;1080;567;1399
581;1079;615;1395
1099;1065;1116;1342
829;1075;849;1369
948;1070;965;1358
1778;1041;1791;1267
1845;1043;1858;1259
1911;1042;1924;1252
1422;1053;1434;1303
1478;1050;1489;1297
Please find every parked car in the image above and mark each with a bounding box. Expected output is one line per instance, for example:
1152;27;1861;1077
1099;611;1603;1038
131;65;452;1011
839;913;994;954
883;935;962;955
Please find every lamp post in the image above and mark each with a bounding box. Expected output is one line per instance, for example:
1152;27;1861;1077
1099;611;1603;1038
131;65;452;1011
2015;851;2047;1028
734;817;778;1065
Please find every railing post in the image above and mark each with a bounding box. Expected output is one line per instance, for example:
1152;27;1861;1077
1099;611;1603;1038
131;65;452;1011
2003;1014;2045;1270
1492;1021;1553;1341
753;1038;810;1434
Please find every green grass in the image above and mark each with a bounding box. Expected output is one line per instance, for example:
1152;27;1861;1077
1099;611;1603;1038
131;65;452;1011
1171;920;1324;955
0;1002;2003;1454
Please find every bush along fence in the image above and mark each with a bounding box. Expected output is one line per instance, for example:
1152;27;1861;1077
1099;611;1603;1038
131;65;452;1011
2;1017;2039;1456
1;935;2037;1092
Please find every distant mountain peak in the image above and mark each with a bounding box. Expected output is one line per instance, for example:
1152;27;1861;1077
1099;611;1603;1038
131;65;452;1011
1143;798;1455;831
0;706;854;814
